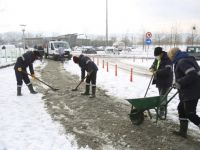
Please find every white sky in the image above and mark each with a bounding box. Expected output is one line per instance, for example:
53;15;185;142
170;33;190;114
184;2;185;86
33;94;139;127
0;0;200;35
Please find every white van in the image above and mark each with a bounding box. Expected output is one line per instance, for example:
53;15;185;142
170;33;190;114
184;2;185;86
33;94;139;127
44;41;72;60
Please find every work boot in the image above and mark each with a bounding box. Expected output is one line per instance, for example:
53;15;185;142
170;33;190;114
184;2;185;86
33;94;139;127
89;86;96;98
158;106;166;120
17;86;22;96
81;85;90;95
28;84;38;94
173;120;188;138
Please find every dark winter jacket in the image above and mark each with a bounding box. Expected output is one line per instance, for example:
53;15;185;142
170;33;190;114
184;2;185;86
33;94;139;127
173;51;200;101
14;51;37;74
78;55;98;80
150;51;173;88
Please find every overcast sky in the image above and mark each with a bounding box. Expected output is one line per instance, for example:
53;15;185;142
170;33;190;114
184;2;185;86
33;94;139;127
0;0;200;36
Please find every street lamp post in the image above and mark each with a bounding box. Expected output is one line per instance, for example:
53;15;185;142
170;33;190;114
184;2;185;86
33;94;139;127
192;26;196;46
106;0;108;46
20;24;26;50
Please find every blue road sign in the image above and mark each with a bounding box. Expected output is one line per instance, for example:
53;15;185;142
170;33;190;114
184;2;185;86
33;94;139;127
145;38;152;45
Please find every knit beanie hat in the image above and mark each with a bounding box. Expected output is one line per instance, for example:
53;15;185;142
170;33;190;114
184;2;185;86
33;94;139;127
154;47;163;56
73;56;79;63
167;47;180;61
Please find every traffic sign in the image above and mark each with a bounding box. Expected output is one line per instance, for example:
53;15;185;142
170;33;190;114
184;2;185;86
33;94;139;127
145;38;152;45
146;32;152;38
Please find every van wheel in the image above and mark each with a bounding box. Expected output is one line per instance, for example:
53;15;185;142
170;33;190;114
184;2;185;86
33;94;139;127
53;55;57;61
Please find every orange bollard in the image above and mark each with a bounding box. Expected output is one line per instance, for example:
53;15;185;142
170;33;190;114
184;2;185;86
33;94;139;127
130;68;133;82
97;58;99;66
106;62;109;72
102;60;104;68
115;64;117;76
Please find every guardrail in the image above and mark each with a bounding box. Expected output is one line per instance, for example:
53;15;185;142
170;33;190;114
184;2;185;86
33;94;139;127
0;48;26;67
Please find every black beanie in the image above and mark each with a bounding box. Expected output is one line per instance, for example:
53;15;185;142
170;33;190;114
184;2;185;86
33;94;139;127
73;56;79;63
154;47;163;56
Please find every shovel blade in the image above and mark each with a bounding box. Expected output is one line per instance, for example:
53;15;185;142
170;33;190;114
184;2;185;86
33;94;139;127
71;88;78;91
52;88;59;91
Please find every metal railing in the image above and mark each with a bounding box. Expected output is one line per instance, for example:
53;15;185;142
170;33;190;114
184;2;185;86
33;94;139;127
0;48;26;66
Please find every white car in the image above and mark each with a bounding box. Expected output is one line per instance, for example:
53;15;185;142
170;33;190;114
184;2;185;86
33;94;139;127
105;47;120;55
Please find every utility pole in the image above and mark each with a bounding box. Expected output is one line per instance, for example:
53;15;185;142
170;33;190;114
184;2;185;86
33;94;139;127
20;24;26;50
192;26;196;46
106;0;108;46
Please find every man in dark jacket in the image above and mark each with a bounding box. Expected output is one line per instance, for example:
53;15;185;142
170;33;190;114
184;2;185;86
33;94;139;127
73;54;98;98
149;47;173;118
14;50;42;96
168;47;200;138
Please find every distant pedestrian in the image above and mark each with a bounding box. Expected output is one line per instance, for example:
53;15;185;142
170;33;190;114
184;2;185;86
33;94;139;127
149;47;173;118
58;45;65;63
73;54;98;98
168;47;200;138
14;50;42;96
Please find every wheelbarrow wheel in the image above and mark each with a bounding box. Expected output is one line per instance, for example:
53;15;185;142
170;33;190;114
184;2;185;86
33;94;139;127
129;109;144;125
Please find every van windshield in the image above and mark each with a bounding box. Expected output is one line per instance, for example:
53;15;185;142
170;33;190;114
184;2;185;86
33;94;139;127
54;42;70;49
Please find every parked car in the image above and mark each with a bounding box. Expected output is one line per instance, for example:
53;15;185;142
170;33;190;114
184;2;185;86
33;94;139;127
186;46;200;60
105;47;120;55
82;47;97;54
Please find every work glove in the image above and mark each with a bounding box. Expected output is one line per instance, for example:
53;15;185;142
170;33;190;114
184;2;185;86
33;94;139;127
149;68;156;75
17;67;22;72
31;74;36;80
173;82;181;89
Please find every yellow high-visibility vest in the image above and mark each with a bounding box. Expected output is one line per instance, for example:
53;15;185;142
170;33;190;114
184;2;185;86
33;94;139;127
156;59;161;70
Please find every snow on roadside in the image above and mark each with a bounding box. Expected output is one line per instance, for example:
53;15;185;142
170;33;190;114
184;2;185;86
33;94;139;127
0;62;90;150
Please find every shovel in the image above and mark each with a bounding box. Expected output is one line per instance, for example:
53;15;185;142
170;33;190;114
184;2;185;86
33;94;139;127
144;74;154;119
71;75;88;91
22;71;59;91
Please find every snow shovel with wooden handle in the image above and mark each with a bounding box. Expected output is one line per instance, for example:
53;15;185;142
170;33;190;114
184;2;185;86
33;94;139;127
144;74;154;119
71;75;88;91
22;71;59;91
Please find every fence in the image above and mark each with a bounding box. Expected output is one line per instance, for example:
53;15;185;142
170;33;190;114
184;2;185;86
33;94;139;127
0;48;26;67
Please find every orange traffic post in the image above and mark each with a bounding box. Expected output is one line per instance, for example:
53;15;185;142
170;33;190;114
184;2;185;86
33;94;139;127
102;60;104;68
97;58;99;66
130;67;133;82
106;62;109;72
115;64;117;76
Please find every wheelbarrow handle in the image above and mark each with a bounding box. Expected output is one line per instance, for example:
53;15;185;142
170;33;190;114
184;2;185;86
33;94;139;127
160;86;178;105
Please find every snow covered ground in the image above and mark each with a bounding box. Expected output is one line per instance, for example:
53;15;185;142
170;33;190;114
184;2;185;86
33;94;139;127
0;61;89;150
64;58;200;134
0;47;200;149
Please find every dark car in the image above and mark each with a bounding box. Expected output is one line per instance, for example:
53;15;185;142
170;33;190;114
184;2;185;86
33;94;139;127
82;47;97;54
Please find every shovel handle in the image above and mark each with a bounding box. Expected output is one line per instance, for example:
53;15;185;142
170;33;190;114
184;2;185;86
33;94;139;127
21;71;58;91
